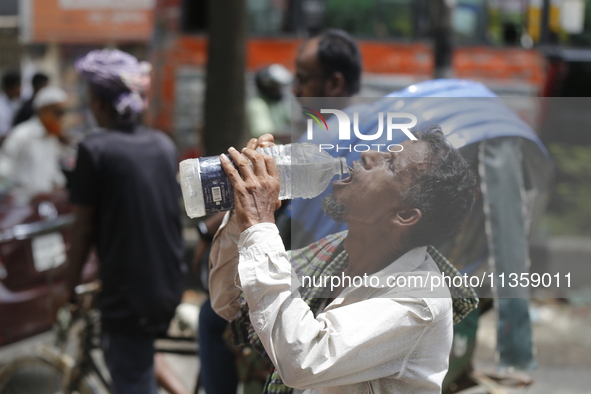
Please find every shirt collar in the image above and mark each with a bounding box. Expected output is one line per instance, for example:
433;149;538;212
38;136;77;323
333;246;429;298
372;246;428;279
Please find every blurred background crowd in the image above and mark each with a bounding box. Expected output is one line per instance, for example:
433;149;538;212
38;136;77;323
0;0;589;230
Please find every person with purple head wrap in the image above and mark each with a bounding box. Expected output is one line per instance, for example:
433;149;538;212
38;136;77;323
66;49;188;394
75;49;151;122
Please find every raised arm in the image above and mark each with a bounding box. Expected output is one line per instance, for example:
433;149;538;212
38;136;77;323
207;210;243;321
208;134;276;321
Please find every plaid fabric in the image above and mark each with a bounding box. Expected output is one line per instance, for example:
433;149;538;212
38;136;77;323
426;245;479;324
231;231;478;394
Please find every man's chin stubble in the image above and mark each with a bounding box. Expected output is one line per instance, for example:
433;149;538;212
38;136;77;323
322;194;347;223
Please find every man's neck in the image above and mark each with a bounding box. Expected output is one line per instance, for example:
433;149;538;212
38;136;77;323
99;118;136;132
326;96;354;111
342;225;409;277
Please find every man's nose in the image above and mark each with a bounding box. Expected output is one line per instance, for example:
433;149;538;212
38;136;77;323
360;150;383;168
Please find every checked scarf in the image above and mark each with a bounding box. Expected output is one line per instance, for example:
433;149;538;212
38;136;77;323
231;231;478;394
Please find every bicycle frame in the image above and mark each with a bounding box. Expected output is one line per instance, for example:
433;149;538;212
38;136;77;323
30;281;113;393
29;281;199;393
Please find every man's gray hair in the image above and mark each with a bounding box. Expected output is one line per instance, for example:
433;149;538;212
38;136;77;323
403;125;477;247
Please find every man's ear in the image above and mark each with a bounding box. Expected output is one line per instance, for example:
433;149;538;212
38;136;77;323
392;208;422;228
324;72;347;97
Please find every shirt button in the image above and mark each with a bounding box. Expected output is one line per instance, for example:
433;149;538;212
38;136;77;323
254;319;265;331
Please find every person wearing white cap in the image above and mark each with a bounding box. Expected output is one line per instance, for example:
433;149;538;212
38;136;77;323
247;64;292;142
0;86;68;195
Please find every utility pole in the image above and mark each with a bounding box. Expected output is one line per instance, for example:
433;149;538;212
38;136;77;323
203;0;247;155
432;0;454;79
540;0;551;44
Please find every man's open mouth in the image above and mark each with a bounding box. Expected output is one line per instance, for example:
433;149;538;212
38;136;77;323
334;161;358;185
340;173;353;183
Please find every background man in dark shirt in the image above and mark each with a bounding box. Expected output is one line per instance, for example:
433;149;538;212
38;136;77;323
12;72;49;127
0;71;21;142
292;28;361;100
66;49;186;394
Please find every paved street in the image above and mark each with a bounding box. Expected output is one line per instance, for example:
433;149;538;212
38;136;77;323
1;300;590;393
0;330;202;394
461;301;591;394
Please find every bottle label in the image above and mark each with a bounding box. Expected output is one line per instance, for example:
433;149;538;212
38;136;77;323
199;156;236;214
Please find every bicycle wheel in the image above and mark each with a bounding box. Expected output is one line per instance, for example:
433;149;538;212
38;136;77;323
0;356;98;394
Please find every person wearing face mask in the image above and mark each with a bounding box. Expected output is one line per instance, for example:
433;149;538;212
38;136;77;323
0;86;67;196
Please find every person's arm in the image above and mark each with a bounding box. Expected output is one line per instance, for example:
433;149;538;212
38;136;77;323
66;142;99;296
65;206;95;295
193;211;225;277
208;134;276;320
207;210;243;320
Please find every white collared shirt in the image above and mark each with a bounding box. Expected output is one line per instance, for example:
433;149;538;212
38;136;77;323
0;116;65;195
209;214;453;394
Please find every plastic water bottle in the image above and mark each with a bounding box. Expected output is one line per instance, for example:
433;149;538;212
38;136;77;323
179;143;349;218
